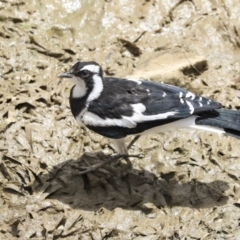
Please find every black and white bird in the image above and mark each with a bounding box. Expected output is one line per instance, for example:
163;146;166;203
59;61;240;173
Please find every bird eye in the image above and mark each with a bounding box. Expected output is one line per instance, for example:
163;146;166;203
80;70;89;78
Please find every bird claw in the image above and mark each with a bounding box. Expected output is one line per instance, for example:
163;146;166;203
77;164;112;175
77;153;126;175
74;153;134;194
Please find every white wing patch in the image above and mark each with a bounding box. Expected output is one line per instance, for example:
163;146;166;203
129;103;177;122
80;111;136;128
179;91;198;113
186;92;196;100
186;101;194;114
179;92;184;104
78;103;177;128
129;79;142;85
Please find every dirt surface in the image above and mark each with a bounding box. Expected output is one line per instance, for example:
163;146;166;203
0;0;240;239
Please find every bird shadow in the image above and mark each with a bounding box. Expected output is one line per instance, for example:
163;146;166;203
32;152;229;212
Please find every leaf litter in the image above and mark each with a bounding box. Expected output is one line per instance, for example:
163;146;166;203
0;0;240;239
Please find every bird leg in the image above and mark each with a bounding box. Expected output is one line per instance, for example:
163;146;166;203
110;135;141;167
121;155;133;194
77;136;141;194
77;136;142;175
127;135;141;150
112;136;141;194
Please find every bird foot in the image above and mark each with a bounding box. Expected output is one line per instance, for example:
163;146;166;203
75;153;134;194
76;153;126;175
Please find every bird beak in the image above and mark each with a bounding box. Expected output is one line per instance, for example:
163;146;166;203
58;72;73;78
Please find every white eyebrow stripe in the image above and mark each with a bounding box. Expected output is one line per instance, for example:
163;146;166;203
81;65;100;74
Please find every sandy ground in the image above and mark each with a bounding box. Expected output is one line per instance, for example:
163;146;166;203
0;0;240;239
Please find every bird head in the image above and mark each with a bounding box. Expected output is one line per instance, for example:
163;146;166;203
59;61;103;84
59;61;104;100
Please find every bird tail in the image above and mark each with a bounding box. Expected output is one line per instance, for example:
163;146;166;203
195;109;240;140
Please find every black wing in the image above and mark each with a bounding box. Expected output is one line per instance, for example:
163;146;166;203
88;77;221;120
85;77;222;138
